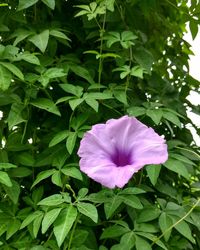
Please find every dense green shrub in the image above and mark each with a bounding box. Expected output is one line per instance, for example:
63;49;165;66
0;0;200;249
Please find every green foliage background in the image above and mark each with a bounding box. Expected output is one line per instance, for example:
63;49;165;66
0;0;200;249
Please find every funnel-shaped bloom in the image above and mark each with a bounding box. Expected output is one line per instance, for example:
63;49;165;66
78;116;168;189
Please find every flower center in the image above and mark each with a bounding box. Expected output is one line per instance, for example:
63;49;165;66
111;148;132;167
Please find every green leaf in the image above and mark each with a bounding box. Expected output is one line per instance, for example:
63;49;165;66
3;180;20;204
71;229;89;247
0;64;12;91
31;169;56;188
69;98;84;110
37;194;64;206
69;64;95;84
49;130;69;147
20;211;43;229
0;224;7;237
7;103;25;130
104;195;122;219
170;153;195;166
77;202;98;223
33;212;43;238
12;29;35;46
163;111;181;128
136;232;168;250
113;90;127;105
17;0;38;11
146;164;161;186
0;163;17;169
119;194;143;209
127;106;146;117
9;167;32;178
146;109;163;125
189;18;198;40
60;84;83;97
42;0;55;9
6;219;21;240
137;208;161;223
53;205;77;247
101;225;130;239
130;66;144;79
17;152;35;166
158;213;173;241
88;92;113;100
174;220;195;243
0;62;24;80
29;30;49;53
0;171;12;187
66;132;77;154
43;67;67;79
119;187;146;195
50;30;70;40
164;159;189;179
135;235;152;250
120;231;136;250
30;98;61;116
42;208;62;234
85;98;99;112
133;47;154;74
61;166;83;181
19;52;40;65
134;223;158;233
78;188;89;198
51;171;62;187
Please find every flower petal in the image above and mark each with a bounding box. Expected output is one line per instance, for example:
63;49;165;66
79;157;117;188
78;123;115;159
114;165;139;188
106;116;168;166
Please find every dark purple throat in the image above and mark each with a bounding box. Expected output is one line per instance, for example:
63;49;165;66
111;148;132;167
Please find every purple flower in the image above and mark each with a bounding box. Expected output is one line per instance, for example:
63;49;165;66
78;116;168;189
